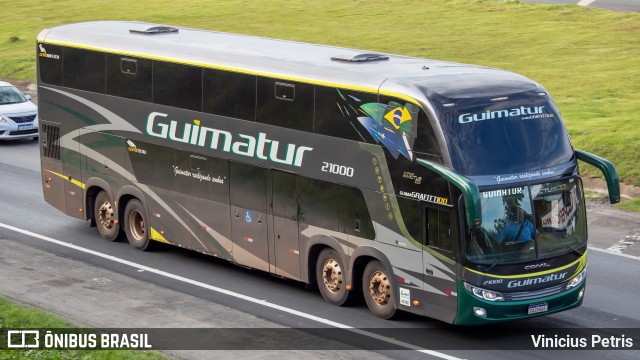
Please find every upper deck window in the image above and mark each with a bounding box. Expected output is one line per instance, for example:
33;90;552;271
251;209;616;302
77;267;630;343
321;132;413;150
203;69;256;121
314;86;378;142
62;48;105;93
256;77;313;132
153;61;202;111
38;44;63;86
414;110;443;163
106;55;152;102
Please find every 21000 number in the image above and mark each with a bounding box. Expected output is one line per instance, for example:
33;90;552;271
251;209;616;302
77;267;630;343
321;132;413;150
321;162;354;177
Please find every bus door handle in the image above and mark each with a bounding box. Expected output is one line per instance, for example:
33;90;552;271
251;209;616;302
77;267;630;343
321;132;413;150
257;214;262;224
425;268;434;276
235;208;239;218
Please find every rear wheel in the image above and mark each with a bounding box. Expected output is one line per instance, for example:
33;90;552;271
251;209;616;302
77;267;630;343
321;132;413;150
316;248;351;306
363;260;396;319
94;190;121;241
123;199;154;251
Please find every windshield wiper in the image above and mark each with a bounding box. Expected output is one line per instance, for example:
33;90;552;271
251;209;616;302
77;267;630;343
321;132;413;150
484;255;504;273
567;246;583;257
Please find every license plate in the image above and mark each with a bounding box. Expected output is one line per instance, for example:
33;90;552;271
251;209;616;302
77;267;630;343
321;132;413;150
18;124;33;130
528;303;548;315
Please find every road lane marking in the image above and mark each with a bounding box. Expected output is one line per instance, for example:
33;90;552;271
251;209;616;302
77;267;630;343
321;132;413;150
604;232;640;254
588;245;640;260
577;0;597;6
0;222;464;360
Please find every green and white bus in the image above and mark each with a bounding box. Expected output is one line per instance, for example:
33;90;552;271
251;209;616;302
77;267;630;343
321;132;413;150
37;21;619;324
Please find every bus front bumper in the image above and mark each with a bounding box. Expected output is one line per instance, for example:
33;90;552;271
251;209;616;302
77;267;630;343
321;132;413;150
454;280;585;325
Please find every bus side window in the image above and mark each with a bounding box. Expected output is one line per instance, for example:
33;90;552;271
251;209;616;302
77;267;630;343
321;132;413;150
106;55;152;102
127;140;177;190
414;110;443;164
174;152;229;203
397;196;424;244
297;176;339;231
203;69;256;121
229;161;267;212
257;77;313;132
427;208;454;253
153;61;202;112
63;48;105;93
38;44;63;86
339;186;375;239
314;86;377;142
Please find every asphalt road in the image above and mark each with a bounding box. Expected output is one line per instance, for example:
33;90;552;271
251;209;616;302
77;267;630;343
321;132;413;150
523;0;640;12
0;140;639;359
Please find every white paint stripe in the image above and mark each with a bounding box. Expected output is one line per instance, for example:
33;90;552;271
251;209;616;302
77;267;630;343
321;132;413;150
577;0;596;6
0;222;464;360
588;245;640;261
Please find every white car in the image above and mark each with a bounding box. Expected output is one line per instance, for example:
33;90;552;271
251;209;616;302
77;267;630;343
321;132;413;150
0;81;38;140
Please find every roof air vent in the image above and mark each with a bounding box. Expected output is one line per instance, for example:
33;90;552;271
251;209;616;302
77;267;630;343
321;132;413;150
331;53;389;63
130;26;179;35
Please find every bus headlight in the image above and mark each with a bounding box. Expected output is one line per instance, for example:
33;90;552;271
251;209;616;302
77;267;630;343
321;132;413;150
566;268;586;290
464;282;504;302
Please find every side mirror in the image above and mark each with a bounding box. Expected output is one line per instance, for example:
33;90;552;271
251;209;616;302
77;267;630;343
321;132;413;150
576;150;620;204
25;95;32;101
417;158;482;227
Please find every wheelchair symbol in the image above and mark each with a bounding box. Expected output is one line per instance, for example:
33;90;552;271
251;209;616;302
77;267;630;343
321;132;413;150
245;210;252;223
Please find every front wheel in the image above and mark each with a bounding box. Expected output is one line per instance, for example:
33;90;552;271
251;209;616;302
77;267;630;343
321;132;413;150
123;199;154;251
94;190;121;241
363;260;396;319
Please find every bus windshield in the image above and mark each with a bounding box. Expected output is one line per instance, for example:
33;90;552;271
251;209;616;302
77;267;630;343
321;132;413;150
436;94;574;176
465;178;586;265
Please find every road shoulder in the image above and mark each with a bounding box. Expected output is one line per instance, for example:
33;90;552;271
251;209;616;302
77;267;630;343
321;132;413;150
0;237;388;360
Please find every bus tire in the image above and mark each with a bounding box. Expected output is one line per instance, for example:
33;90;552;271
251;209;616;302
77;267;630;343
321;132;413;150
123;199;154;251
94;190;121;242
363;260;396;319
316;248;350;306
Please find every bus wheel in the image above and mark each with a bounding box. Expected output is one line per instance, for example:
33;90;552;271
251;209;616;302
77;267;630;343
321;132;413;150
94;191;121;241
316;248;350;306
363;260;396;319
124;199;154;251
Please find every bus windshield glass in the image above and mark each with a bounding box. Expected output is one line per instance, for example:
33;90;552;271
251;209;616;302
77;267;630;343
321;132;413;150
465;178;586;265
436;94;574;176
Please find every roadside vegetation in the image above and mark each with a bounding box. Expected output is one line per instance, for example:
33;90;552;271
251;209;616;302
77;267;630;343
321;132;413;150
0;0;638;186
0;296;166;359
585;190;639;213
618;198;640;213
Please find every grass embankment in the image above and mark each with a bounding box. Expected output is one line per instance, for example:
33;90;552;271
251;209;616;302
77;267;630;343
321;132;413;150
0;0;638;186
0;296;166;360
618;198;640;212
